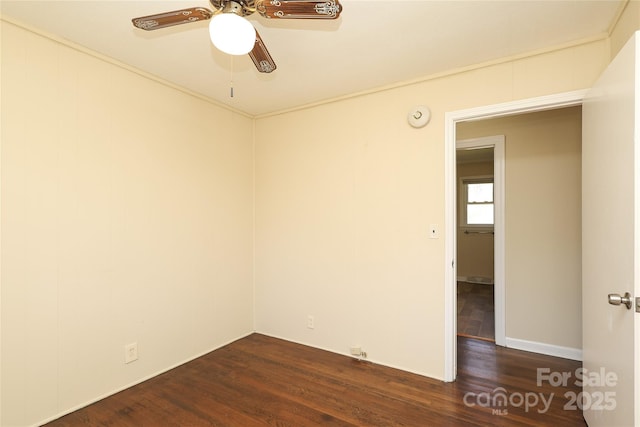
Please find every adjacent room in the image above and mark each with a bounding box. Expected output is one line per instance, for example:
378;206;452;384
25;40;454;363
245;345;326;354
456;106;582;351
456;146;496;341
2;1;639;426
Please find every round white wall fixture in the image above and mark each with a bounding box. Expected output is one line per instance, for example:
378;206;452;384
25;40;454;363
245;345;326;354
408;106;431;128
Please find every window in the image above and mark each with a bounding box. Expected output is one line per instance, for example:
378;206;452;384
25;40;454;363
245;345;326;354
461;177;494;227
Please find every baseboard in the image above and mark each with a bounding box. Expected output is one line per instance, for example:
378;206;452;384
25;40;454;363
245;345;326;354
505;337;582;361
255;331;444;381
34;331;255;427
457;275;494;285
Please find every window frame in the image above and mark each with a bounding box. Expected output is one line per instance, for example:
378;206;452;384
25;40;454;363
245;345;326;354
459;175;495;229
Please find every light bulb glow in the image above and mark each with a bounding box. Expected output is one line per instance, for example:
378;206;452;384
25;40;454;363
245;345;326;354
209;13;256;56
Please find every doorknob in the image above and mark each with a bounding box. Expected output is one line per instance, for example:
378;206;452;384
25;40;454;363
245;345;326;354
608;292;633;309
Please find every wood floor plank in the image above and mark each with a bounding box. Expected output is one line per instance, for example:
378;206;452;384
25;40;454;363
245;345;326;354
45;334;586;426
457;281;495;341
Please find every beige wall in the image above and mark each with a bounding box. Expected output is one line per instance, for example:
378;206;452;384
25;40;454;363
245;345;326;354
254;41;607;379
1;21;254;426
457;107;583;350
611;1;640;59
4;8;640;426
456;160;494;282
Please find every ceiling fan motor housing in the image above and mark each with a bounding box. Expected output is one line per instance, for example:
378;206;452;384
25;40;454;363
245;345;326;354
210;0;257;17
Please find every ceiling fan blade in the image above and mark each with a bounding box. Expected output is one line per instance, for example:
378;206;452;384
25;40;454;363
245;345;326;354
132;7;214;31
256;0;342;19
249;30;277;73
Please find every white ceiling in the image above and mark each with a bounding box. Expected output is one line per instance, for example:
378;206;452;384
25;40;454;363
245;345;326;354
0;0;624;116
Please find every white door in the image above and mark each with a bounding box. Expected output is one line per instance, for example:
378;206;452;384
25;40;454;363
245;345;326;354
582;32;639;427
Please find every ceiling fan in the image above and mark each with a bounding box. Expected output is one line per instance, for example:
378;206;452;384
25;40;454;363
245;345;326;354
132;0;343;74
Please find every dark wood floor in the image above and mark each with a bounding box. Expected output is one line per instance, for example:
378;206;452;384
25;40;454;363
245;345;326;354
458;281;495;341
46;334;586;426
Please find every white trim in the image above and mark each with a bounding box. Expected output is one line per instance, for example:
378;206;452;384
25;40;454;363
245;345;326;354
505;337;582;361
33;332;255;427
448;90;588;123
493;140;506;348
457;136;505;349
457;276;494;285
256;331;441;379
444;113;457;382
443;89;587;382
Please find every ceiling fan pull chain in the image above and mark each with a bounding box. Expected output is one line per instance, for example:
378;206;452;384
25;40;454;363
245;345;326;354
230;56;234;98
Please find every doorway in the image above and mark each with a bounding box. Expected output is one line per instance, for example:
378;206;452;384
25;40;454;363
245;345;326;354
455;137;505;346
456;146;496;342
443;90;586;382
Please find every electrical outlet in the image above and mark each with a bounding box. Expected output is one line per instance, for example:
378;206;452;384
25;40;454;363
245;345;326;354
307;315;315;329
124;342;138;364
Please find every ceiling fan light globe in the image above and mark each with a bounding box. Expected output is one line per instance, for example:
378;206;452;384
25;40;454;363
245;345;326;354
209;13;256;56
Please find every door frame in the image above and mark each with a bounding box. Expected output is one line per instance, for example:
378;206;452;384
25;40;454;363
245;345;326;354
443;89;588;382
456;136;505;348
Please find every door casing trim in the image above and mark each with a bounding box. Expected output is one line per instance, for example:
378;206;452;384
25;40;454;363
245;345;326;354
443;89;588;382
